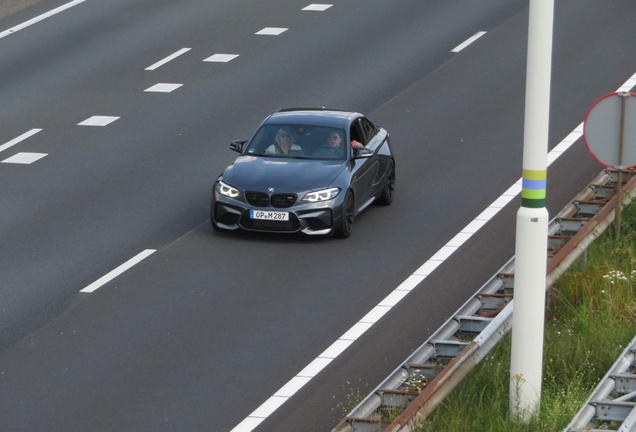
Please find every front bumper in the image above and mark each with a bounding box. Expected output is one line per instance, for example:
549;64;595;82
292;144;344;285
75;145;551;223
212;195;337;235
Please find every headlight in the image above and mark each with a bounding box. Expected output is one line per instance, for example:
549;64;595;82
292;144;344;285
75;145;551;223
302;187;340;202
217;180;240;198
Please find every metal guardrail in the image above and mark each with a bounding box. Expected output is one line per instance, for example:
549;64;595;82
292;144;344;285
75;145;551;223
332;169;636;432
564;334;636;432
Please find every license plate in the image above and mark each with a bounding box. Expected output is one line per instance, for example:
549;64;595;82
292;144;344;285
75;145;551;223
250;210;289;221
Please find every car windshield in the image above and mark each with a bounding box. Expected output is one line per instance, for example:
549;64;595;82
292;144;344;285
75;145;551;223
244;124;348;160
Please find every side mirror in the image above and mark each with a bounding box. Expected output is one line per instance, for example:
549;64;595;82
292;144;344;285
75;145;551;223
229;140;247;153
353;147;373;158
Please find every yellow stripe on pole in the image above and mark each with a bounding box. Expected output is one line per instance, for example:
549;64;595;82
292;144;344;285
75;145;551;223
522;169;547;180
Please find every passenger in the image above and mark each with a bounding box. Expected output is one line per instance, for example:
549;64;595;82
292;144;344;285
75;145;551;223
266;127;302;154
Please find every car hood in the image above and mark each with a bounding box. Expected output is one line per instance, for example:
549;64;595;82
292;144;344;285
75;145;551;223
222;156;346;193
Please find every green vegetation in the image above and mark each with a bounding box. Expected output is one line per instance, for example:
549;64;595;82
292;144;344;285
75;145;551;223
332;379;370;418
412;203;636;431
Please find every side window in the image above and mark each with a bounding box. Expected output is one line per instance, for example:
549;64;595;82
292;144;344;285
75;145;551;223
360;118;377;143
350;120;364;145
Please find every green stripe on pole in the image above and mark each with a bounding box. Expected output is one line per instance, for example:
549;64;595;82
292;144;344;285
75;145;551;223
521;188;546;200
521;197;546;208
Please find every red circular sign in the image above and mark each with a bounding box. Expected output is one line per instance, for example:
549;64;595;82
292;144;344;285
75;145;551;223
583;92;636;168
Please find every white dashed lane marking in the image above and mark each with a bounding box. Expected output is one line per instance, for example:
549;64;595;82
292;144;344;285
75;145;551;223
203;54;240;63
2;152;47;164
0;129;42;153
145;83;183;93
451;31;487;53
80;249;157;293
77;116;120;126
302;4;333;11
145;48;192;71
255;27;288;36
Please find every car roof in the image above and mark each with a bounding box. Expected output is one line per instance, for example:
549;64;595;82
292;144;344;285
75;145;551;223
263;108;362;128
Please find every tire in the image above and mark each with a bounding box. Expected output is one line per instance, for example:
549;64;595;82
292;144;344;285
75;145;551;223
333;190;355;239
377;161;395;206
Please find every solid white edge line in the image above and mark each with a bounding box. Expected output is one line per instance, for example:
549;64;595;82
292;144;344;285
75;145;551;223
145;48;191;71
320;339;354;359
0;129;42;153
451;31;487;53
227;71;636;432
80;249;156;293
297;357;333;378
340;322;373;341
0;0;87;40
230;417;264;432
395;274;426;292
274;376;312;397
359;305;392;324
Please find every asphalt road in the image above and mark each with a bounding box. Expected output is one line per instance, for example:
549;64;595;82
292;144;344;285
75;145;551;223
0;1;635;431
0;0;527;356
0;0;44;20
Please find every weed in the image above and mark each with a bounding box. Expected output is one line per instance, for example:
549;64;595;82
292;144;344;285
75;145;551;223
332;379;369;417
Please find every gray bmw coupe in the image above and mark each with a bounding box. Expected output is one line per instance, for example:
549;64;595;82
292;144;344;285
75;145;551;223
210;108;395;238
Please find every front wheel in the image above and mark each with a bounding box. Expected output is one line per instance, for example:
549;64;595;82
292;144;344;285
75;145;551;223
377;161;395;206
333;190;355;239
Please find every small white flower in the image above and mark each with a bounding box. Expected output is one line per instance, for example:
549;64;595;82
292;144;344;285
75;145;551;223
603;270;627;282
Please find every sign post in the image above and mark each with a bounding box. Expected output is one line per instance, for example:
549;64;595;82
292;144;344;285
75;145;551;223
584;92;636;238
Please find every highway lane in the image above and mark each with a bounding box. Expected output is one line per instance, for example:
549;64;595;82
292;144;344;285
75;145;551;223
0;0;528;353
0;1;635;431
0;0;530;424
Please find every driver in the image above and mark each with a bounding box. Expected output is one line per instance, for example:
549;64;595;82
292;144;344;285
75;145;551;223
327;130;363;149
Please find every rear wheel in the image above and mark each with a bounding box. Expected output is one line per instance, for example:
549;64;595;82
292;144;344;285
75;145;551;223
333;190;355;239
377;161;395;205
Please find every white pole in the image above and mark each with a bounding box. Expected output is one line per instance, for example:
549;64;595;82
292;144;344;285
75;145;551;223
509;0;554;421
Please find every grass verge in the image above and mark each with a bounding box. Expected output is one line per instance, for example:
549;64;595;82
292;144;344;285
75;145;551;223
412;203;636;431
